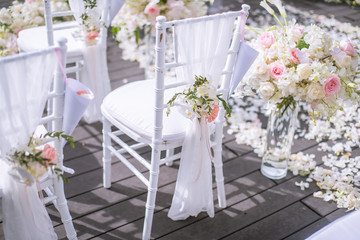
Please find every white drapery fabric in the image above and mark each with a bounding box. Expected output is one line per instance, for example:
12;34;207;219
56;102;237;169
68;0;111;123
0;51;58;239
168;16;236;220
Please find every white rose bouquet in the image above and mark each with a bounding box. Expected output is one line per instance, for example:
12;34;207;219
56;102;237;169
242;0;359;119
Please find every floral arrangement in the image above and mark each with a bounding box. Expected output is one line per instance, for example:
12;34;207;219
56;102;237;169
0;0;70;56
167;75;231;122
242;0;359;120
111;0;213;66
78;0;104;45
324;0;360;6
8;131;74;184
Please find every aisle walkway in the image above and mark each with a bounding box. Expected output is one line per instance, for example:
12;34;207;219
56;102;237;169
0;0;359;239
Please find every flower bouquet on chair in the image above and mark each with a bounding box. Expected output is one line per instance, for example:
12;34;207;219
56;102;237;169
166;75;231;220
239;0;359;179
7;131;74;185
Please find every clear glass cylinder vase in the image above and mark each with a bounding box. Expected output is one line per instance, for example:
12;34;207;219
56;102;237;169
261;102;299;179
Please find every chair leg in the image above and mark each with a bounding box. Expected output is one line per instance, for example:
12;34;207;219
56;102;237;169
103;117;112;188
53;177;77;240
142;148;161;240
165;149;174;166
213;122;226;208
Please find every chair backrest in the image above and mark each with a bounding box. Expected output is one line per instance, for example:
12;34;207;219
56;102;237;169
153;5;250;143
0;38;67;166
43;0;109;46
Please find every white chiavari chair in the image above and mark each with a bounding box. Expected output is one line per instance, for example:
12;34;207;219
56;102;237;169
101;5;250;240
0;39;77;239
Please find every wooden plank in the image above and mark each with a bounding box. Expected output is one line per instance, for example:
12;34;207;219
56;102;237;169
95;171;275;239
285;208;349;240
222;202;320;240
152;176;318;239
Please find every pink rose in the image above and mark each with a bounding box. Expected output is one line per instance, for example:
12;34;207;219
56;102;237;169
324;75;341;98
26;0;35;3
206;104;219;123
258;32;274;48
85;31;99;41
290;48;310;64
144;2;160;17
269;61;285;79
41;144;57;166
340;39;355;56
331;48;351;67
290;48;301;64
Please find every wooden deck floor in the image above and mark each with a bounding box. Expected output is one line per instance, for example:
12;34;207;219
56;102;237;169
1;0;360;239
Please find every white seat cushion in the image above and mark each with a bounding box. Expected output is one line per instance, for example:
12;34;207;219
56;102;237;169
101;80;190;143
17;21;83;59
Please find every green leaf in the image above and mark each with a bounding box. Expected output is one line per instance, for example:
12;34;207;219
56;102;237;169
297;40;309;50
134;27;140;45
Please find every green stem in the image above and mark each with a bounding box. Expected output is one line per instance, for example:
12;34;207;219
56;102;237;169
272;13;285;31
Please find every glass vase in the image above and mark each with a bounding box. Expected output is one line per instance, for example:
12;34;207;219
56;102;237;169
261;103;299;179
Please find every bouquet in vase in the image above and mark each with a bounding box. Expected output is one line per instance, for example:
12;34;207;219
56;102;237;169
241;0;359;119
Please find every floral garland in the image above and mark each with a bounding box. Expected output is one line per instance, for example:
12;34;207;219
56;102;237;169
0;0;70;56
8;131;75;185
111;0;213;67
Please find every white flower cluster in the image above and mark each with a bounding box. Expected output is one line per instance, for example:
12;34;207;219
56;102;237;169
324;0;360;6
311;155;360;210
167;76;230;123
111;0;211;65
288;152;316;176
241;1;359;119
0;0;70;56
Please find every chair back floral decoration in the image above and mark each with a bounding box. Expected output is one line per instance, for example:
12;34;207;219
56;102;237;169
0;0;70;56
73;0;104;45
111;0;213;67
241;0;359;120
167;75;231;122
7;131;74;185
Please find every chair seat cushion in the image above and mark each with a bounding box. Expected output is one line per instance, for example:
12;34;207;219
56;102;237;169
101;79;190;143
17;21;83;58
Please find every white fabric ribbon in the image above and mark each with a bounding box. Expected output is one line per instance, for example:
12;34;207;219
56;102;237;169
0;50;58;239
168;16;236;220
67;0;111;123
168;117;214;220
81;42;111;123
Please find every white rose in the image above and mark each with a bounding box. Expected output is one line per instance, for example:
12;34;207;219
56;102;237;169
33;16;43;25
287;26;303;43
297;63;312;80
306;82;325;101
259;81;275;100
254;60;268;75
331;48;351;67
0;8;12;25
